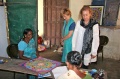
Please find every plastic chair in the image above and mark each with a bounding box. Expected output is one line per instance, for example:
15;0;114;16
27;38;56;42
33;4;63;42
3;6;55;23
7;44;18;59
6;44;19;79
97;35;109;61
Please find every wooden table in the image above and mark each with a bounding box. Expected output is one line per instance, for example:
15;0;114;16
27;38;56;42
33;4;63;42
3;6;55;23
0;56;107;79
0;57;53;79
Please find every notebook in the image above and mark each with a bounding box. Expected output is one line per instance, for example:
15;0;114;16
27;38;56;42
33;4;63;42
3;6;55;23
52;66;68;79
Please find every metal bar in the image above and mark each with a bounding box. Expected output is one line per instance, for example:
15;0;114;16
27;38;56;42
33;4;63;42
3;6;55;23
60;0;63;45
44;0;47;39
55;0;57;45
50;0;52;48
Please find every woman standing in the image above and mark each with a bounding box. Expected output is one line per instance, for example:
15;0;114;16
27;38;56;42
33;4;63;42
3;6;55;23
61;8;75;62
72;6;99;68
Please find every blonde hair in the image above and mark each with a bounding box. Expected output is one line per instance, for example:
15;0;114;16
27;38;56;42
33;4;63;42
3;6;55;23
78;5;93;19
61;8;71;17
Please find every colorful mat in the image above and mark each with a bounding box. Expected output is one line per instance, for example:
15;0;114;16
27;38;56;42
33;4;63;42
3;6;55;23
20;57;61;75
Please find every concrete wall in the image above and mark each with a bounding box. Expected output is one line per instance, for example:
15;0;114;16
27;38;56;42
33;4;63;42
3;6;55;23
69;0;92;22
117;6;120;26
100;27;120;60
0;6;8;57
38;0;44;36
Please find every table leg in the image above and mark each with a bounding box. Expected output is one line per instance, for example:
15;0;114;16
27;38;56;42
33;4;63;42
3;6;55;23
26;74;29;79
13;72;15;79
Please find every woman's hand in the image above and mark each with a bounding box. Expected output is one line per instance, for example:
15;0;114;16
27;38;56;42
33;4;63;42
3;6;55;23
61;38;64;42
60;38;64;44
60;38;64;45
91;54;96;59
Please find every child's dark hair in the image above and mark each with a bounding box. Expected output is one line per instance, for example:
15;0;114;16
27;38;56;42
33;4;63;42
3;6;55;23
67;51;82;69
23;28;33;38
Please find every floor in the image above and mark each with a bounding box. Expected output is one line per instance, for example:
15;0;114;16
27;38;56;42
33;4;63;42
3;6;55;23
0;48;120;79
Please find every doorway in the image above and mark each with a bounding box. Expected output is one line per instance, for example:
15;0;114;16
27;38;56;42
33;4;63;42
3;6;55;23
44;0;69;46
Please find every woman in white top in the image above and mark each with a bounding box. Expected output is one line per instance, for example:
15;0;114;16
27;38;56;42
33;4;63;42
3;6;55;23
57;51;92;79
72;6;99;68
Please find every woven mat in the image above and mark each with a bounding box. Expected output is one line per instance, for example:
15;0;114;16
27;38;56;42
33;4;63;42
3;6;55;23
20;57;61;75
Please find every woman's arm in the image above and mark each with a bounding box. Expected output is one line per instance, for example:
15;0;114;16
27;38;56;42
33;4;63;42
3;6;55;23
91;24;99;58
19;51;30;60
61;22;75;41
61;30;74;41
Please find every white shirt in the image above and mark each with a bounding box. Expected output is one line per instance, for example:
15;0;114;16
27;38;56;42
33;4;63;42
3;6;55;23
72;20;99;56
57;70;81;79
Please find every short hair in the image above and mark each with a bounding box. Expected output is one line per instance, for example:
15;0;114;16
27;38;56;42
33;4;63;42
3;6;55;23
79;5;93;19
61;8;71;17
67;51;82;69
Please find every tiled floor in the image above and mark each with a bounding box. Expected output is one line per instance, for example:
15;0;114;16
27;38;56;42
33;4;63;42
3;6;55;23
0;48;120;79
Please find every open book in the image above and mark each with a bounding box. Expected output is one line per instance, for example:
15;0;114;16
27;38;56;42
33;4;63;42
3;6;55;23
52;66;68;79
